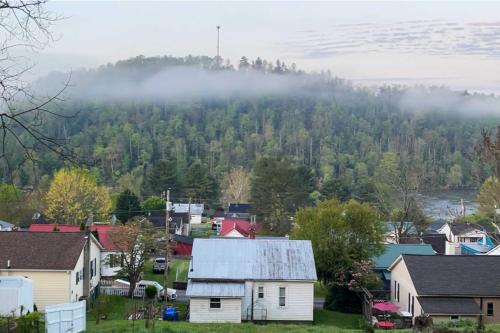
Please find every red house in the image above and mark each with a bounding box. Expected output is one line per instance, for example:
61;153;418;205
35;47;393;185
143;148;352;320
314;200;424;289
219;219;258;238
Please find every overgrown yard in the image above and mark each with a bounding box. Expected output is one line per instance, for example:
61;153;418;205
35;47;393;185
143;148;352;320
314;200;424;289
142;259;189;288
86;296;363;333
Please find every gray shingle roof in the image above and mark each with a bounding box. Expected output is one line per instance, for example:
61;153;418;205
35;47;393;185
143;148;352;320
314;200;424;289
186;282;245;297
401;255;500;296
189;238;317;281
418;297;481;315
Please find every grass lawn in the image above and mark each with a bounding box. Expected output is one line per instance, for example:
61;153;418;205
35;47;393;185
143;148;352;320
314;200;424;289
142;259;190;288
190;223;215;238
87;299;364;333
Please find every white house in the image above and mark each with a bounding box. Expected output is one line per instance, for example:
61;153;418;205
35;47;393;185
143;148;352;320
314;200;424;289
389;254;500;324
173;203;204;224
29;224;122;278
0;232;102;311
0;220;14;231
186;238;317;323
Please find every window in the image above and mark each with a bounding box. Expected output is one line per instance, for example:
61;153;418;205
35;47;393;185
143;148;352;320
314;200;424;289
408;294;411;312
75;271;80;285
90;259;95;278
279;287;286;307
210;298;221;309
411;296;415;315
394;281;397;300
450;315;459;320
397;283;400;302
488;303;494;317
258;286;264;299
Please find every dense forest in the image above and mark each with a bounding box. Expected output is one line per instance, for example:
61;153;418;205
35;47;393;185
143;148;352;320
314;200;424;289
2;55;499;199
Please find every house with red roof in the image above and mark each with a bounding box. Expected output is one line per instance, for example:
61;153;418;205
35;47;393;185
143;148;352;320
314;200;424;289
219;219;258;238
29;224;123;278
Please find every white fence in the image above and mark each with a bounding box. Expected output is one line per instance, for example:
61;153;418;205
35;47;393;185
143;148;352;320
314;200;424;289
45;301;86;333
101;286;145;298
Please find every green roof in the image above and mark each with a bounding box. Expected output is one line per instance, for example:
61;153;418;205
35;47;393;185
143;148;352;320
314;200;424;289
374;244;435;269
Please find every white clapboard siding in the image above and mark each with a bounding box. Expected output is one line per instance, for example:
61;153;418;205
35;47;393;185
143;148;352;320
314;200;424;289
243;281;314;321
189;298;241;323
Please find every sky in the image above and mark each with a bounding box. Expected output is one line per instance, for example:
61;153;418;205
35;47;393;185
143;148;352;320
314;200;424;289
34;1;500;93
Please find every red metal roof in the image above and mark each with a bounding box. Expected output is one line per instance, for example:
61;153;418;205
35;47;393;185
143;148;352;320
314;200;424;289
29;224;119;251
220;219;258;237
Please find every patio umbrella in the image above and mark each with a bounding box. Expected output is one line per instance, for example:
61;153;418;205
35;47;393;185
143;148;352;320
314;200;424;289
373;302;400;312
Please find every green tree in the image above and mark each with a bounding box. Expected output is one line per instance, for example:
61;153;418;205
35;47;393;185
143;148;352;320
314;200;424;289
477;176;500;214
292;199;384;312
250;157;310;234
115;189;142;223
321;178;351;202
44;168;111;224
184;161;219;202
142;196;165;213
146;160;181;197
447;164;463;188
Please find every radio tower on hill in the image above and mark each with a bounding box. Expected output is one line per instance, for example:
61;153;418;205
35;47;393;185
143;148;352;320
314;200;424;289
216;25;221;66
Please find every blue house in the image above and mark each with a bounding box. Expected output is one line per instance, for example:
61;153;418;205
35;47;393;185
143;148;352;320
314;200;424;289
373;244;435;290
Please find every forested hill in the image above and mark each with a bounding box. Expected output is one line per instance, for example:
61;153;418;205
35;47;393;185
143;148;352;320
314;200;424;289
7;55;500;192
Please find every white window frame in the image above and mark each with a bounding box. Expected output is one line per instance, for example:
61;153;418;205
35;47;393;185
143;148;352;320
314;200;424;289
209;298;222;310
258;286;264;299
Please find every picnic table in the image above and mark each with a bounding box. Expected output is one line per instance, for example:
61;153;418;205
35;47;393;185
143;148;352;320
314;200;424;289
377;321;395;329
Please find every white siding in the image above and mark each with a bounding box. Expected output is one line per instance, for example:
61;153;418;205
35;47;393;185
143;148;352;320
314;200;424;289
224;229;245;238
89;238;101;289
189;298;241;323
390;259;422;321
190;214;202;224
242;281;314;321
100;252;122;277
70;251;85;302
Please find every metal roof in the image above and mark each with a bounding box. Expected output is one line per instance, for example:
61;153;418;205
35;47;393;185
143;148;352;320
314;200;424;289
189;238;317;281
173;203;204;215
186;282;245;297
374;244;435;269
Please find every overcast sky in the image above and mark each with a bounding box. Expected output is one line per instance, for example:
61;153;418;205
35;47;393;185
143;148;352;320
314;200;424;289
36;1;500;93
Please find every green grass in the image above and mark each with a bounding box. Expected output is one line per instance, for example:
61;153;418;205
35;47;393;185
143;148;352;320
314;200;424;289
142;259;190;288
190;223;215;238
87;307;363;333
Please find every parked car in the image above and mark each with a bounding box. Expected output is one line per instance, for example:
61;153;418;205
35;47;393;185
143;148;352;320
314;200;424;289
137;280;177;301
153;257;166;273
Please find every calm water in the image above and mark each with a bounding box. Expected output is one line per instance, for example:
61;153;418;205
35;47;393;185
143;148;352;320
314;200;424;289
416;190;478;219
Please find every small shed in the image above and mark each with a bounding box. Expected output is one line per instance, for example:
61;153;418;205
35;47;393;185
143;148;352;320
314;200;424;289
0;276;33;315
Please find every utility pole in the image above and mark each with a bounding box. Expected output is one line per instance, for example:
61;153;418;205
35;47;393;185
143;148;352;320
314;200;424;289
216;25;221;66
164;189;170;304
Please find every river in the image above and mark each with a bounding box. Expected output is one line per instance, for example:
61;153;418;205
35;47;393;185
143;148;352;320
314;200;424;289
416;190;478;219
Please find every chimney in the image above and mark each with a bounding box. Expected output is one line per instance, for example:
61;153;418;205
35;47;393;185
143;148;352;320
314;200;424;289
249;225;256;239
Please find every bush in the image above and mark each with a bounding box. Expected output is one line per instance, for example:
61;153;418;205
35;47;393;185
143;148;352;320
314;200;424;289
145;285;158;299
324;285;362;313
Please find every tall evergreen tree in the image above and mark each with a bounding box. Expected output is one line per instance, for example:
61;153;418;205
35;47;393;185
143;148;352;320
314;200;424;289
115;189;142;223
145;160;181;198
250;157;310;235
184;161;219;202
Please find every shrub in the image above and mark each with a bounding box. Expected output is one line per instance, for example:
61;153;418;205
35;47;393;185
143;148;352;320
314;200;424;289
145;285;158;299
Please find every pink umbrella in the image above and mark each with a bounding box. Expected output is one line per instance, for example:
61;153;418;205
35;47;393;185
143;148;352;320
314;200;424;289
373;302;400;312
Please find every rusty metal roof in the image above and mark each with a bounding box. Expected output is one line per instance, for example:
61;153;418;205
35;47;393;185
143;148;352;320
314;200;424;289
188;238;317;281
186;282;245;297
